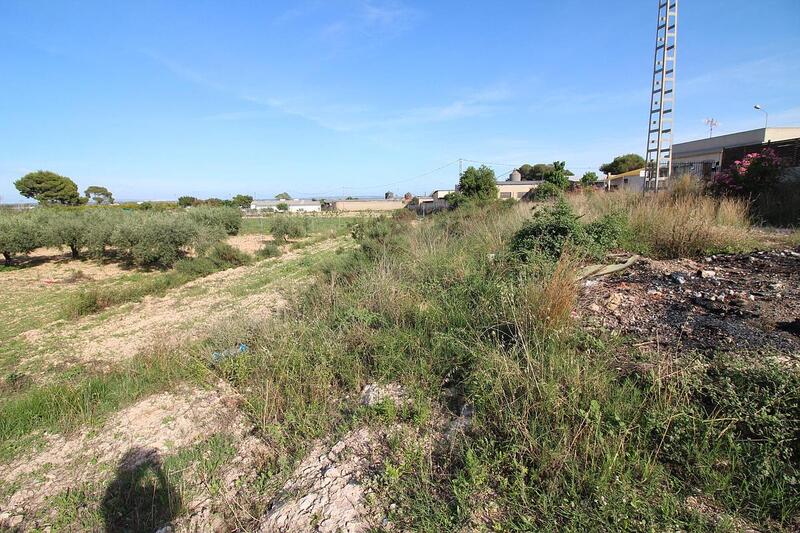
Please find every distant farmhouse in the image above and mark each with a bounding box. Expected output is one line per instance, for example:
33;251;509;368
250;199;321;213
495;169;544;199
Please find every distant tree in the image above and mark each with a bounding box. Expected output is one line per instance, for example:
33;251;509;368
177;196;198;208
15;171;83;205
544;161;570;190
518;163;534;180
520;163;574;181
531;163;554;180
138;201;154;210
275;192;292;200
600;154;646;175
458;165;498;201
204;198;225;207
385;191;396;199
231;194;253;209
403;192;413;202
84;185;114;205
580;172;599;186
276;202;289;212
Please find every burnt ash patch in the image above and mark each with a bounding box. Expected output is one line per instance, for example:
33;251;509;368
579;248;800;357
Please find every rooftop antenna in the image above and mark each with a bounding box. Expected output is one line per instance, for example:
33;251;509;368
644;0;678;193
704;117;718;138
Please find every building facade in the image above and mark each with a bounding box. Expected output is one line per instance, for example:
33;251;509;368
672;127;800;177
323;199;407;212
250;199;321;213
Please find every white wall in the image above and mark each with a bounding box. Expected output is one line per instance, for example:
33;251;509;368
288;205;321;213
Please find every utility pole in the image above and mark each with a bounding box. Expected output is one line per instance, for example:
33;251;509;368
644;0;678;193
704;118;718;138
458;158;463;176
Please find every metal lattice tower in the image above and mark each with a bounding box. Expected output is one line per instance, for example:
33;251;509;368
644;0;678;192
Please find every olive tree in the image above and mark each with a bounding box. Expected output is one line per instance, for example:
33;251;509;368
112;213;197;267
47;210;89;258
0;212;40;265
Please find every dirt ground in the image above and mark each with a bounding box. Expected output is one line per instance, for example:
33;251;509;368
579;247;800;359
16;238;343;377
0;383;271;531
226;234;275;255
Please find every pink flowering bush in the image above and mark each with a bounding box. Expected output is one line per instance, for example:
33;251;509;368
707;148;784;196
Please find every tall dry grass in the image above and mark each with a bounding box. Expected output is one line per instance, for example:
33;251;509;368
568;178;754;258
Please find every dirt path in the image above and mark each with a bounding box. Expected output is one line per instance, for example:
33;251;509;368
18;237;346;375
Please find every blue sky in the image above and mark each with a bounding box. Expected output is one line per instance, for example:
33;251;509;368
1;0;798;202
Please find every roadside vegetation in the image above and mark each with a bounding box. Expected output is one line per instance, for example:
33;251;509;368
189;188;796;530
1;167;797;529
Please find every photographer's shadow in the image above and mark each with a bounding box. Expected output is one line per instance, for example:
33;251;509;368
101;447;181;533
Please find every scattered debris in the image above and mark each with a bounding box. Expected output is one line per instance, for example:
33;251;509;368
579;248;800;357
578;255;640;280
211;343;249;365
360;383;408;407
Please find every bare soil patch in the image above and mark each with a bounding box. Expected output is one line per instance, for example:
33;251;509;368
226;233;275;255
18;239;344;375
579;248;800;358
0;384;269;530
0;251;130;289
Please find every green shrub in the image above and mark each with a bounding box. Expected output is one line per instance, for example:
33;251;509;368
187;206;242;235
530;181;564;201
205;242;251;268
256;243;282;259
510;200;593;259
271;216;308;242
351;216;403;259
174;257;218;277
585;211;629;251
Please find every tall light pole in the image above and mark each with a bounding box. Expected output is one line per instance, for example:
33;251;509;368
754;104;768;128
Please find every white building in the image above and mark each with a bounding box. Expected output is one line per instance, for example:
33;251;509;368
606;168;646;192
672;127;800;176
250;199;321;213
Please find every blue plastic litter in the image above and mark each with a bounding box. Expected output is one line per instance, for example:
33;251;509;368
211;343;249;365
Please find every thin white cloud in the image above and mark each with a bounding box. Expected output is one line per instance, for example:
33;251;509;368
149;49;512;132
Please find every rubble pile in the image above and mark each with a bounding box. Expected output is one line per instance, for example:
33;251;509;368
579;248;800;357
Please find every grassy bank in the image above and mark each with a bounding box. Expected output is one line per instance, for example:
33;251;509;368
201;203;796;530
240;215;361;236
0;350;207;462
61;242;251;318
